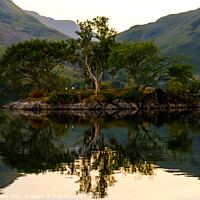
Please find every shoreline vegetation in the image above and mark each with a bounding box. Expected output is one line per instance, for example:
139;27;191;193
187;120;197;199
2;88;200;112
0;17;200;108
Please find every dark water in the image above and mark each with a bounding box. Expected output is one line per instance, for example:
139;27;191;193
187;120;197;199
0;109;200;200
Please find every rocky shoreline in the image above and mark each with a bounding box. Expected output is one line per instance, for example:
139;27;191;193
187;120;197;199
2;100;200;112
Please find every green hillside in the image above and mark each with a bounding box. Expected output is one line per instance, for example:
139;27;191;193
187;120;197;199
0;0;70;54
117;8;200;73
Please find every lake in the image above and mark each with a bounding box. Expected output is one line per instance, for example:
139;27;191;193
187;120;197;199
0;108;200;200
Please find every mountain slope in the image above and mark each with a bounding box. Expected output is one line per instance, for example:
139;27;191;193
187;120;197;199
0;0;70;53
117;8;200;73
25;10;80;39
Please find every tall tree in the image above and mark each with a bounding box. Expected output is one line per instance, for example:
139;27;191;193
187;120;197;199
109;40;171;91
68;16;117;94
0;39;70;93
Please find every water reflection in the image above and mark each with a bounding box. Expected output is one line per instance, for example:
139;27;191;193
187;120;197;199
0;110;200;198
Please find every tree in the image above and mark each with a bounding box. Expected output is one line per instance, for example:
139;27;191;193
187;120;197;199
109;40;170;91
167;57;197;101
68;16;117;94
0;39;70;93
167;57;194;83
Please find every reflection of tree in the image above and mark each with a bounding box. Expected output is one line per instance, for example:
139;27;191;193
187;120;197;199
166;115;194;162
0;112;77;173
71;122;117;198
0;111;199;198
68;119;160;198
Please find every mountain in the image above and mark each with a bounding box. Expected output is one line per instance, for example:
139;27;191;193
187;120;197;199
0;0;70;54
25;10;80;39
117;8;200;73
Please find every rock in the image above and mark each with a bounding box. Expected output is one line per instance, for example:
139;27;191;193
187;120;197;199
118;102;132;109
105;110;117;115
32;102;41;110
129;103;138;111
2;102;18;109
2;99;198;112
87;102;101;110
112;99;120;104
118;110;132;117
105;103;118;110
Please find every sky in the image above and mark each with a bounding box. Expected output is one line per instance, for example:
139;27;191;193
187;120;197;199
13;0;200;32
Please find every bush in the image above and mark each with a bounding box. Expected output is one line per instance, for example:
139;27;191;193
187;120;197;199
52;75;69;92
24;93;29;99
29;90;44;98
168;79;190;102
48;91;59;104
48;91;79;105
100;82;113;89
124;86;144;103
84;94;107;102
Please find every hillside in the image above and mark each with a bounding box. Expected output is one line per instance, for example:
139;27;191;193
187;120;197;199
25;10;80;39
0;0;70;54
117;8;200;73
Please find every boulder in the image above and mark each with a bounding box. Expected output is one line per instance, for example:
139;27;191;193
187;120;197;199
118;102;132;109
105;103;118;110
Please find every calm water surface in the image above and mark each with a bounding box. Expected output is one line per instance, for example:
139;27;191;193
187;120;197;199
0;109;200;200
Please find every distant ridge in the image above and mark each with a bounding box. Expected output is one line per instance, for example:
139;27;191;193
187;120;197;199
25;11;80;39
0;0;70;54
117;8;200;73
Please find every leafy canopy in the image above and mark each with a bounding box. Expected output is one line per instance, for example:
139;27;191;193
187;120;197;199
68;16;117;93
109;40;171;90
0;39;70;93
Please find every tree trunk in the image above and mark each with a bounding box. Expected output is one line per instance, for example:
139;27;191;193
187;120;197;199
94;77;100;94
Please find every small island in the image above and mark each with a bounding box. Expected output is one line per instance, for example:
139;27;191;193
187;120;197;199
1;17;200;112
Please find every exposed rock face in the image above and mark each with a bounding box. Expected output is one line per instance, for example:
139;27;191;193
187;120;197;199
3;100;200;112
2;101;138;111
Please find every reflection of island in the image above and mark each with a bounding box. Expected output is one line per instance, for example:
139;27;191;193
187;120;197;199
0;110;200;198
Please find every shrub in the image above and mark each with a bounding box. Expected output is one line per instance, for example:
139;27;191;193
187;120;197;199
100;82;113;89
52;75;70;92
124;86;144;103
47;91;79;105
48;91;59;104
24;93;29;99
29;90;44;98
168;79;190;102
84;94;107;102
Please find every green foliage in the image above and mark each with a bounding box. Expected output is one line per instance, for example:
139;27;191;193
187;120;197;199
189;80;200;96
52;75;70;92
68;16;117;94
109;40;169;90
124;86;144;103
100;82;113;89
0;39;71;94
168;79;190;102
48;91;79;105
167;59;199;102
167;58;194;83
